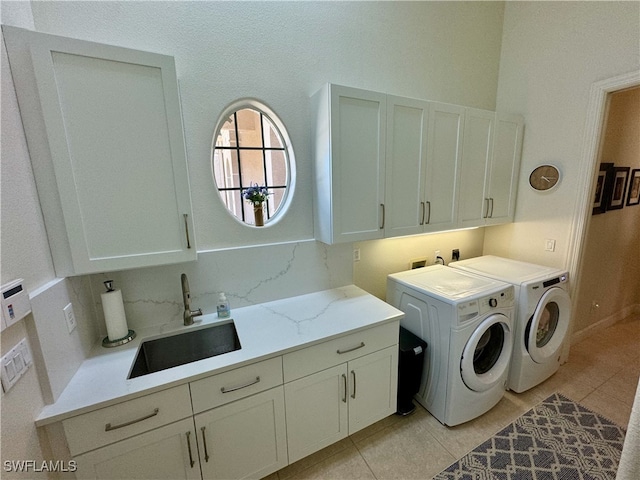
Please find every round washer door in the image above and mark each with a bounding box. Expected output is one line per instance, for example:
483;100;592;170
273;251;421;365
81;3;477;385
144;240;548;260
461;314;513;392
525;287;571;364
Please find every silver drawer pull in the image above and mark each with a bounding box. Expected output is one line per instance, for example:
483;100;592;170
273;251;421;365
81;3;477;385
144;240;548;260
183;214;192;249
186;431;195;468
220;376;260;393
342;373;347;403
337;342;365;355
200;426;210;462
351;370;357;399
105;408;159;431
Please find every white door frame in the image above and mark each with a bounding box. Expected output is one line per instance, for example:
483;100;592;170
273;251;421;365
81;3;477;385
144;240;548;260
563;70;640;359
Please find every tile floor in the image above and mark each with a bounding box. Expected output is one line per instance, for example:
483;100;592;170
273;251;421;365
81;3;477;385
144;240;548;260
268;313;640;480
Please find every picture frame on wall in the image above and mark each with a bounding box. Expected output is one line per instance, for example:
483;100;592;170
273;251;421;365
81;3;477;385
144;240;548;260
608;166;630;210
626;169;640;206
592;162;615;215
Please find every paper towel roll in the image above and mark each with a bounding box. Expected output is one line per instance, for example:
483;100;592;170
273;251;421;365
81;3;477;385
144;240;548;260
102;289;129;341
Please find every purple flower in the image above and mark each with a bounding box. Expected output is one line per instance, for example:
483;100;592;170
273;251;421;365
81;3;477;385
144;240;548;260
242;183;271;205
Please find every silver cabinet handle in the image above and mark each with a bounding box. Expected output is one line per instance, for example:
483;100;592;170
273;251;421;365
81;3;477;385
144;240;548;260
200;426;210;462
220;376;260;393
351;370;357;399
183;213;192;249
380;203;385;229
420;202;425;225
337;342;365;354
105;408;159;431
425;201;431;225
342;373;347;403
489;198;494;218
185;431;195;468
483;198;490;218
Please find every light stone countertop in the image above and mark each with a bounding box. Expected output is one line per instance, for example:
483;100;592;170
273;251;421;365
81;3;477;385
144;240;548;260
35;285;403;427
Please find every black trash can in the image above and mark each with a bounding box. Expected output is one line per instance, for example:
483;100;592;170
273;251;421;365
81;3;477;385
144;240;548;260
396;326;427;415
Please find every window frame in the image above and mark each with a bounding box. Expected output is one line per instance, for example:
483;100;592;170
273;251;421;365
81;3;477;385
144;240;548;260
211;99;296;227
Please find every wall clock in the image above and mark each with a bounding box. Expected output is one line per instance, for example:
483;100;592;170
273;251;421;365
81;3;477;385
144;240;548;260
529;164;561;191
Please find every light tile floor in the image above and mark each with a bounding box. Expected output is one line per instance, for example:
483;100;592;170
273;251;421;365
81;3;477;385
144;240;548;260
269;313;640;480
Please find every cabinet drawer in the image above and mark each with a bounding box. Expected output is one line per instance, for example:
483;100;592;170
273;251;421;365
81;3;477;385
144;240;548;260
190;357;283;414
62;384;192;456
283;321;399;382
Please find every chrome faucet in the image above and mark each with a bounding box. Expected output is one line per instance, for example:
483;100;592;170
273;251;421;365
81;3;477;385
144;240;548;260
181;273;202;326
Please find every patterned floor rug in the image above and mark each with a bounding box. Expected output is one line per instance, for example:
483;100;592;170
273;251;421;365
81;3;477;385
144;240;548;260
433;393;626;479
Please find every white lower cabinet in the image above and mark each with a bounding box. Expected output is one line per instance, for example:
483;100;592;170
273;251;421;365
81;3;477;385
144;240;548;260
195;387;288;480
283;328;398;464
74;418;201;480
284;364;348;463
61;322;399;479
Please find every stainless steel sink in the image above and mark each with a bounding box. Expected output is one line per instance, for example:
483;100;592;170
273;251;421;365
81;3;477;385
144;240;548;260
128;321;241;379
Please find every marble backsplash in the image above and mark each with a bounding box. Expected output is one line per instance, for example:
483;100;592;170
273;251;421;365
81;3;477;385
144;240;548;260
90;240;353;336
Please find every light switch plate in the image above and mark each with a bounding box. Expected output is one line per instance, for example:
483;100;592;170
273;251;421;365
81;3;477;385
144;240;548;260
1;338;32;393
63;303;77;333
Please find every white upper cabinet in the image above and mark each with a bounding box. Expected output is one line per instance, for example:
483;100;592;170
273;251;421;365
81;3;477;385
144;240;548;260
423;102;465;232
458;108;496;228
3;26;196;276
485;113;524;225
384;99;463;237
458;109;524;228
313;84;523;244
313;84;386;244
384;96;430;237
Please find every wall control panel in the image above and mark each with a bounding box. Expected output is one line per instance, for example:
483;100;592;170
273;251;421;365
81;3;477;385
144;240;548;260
1;338;33;393
1;279;32;332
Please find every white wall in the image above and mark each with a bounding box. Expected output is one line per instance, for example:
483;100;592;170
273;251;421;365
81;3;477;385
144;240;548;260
27;0;505;251
484;1;640;271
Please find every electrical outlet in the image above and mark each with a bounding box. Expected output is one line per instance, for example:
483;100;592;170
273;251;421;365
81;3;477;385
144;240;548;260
434;250;440;258
63;303;77;333
353;248;361;262
545;239;556;252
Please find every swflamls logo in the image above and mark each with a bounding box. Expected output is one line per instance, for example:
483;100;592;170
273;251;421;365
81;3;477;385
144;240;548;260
3;460;77;473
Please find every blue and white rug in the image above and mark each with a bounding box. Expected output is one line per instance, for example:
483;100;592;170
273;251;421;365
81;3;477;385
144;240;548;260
434;393;626;479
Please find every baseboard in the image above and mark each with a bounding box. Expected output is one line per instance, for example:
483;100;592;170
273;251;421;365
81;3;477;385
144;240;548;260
571;303;640;345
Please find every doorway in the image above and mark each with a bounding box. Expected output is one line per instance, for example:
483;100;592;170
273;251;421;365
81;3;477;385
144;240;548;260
569;72;640;344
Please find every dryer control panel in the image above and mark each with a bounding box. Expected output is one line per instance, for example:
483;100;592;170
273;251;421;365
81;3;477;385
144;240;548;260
529;273;569;295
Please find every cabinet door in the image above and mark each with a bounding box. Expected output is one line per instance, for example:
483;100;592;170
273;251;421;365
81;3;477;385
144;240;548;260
3;26;196;276
486;113;524;225
195;387;288;480
74;418;201;480
384;96;429;237
314;84;386;244
347;346;398;435
457;108;495;228
424;102;465;232
284;364;349;463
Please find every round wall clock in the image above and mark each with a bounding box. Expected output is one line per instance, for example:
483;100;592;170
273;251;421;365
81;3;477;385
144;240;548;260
529;164;561;191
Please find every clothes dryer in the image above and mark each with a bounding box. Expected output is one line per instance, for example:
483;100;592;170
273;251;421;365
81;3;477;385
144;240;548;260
387;265;514;426
450;255;571;393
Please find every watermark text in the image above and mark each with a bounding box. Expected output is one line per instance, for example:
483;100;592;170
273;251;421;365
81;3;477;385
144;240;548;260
4;460;77;473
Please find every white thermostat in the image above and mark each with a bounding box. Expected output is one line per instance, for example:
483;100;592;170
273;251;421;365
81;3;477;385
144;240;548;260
1;279;32;332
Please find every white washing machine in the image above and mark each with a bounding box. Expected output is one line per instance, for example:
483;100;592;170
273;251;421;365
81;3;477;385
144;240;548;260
387;265;515;426
450;255;572;393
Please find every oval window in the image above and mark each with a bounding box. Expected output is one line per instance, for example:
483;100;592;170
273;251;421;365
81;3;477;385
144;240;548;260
211;101;294;226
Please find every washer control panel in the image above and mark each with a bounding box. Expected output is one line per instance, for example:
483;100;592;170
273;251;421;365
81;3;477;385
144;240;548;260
458;286;514;322
479;286;514;314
